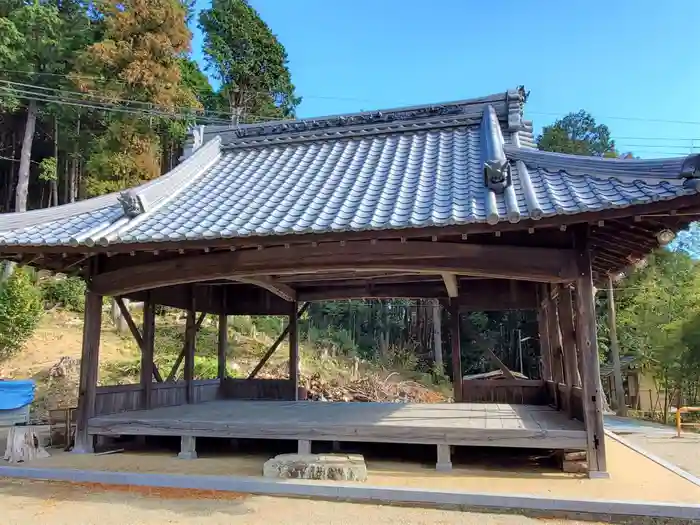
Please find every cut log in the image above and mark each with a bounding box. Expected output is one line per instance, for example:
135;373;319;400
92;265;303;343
3;426;50;463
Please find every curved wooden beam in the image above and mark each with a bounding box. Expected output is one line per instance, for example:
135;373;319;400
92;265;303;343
89;241;577;296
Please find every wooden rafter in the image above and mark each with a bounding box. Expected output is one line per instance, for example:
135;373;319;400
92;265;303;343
230;276;296;301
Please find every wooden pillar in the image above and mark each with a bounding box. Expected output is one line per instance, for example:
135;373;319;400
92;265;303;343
537;309;551;380
74;291;103;454
289;300;299;401
218;313;228;380
140;294;156;410
574;226;608;477
607;275;627;417
558;286;580;418
449;300;462;402
184;289;196;404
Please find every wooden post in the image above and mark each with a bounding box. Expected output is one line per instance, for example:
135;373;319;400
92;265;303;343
558;286;580;418
289;300;299;401
74;291;103;454
140;294;155;410
537;309;551;380
218;313;228;380
449;300;462;402
184;289;196;404
218;288;228;380
574;226;608;477
607;274;627;417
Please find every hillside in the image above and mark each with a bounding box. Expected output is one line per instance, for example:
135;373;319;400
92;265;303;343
0;308;448;423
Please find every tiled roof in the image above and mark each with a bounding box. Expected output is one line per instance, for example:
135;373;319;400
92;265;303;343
0;87;698;248
600;355;638;377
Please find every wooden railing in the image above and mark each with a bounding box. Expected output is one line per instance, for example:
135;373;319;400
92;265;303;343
461;379;548;405
94;379;221;416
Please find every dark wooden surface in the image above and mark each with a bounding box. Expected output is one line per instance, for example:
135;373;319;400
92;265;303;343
220;378;299;400
88;399;587;449
461;379;548;405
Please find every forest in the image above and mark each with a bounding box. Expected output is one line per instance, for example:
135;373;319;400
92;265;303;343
1;0;699;414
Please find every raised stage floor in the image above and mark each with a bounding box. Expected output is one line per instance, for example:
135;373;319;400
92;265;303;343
89;400;587;451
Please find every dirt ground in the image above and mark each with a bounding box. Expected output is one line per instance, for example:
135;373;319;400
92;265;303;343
13;437;700;505
622;432;700;478
0;479;608;525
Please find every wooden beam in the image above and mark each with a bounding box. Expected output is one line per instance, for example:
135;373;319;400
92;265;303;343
114;297;162;382
74;292;103;453
230;276;296;302
248;302;310;379
140;294;155;410
558;286;580;418
289;301;299;401
90;241;579;296
485;348;515;379
574;226;608;477
449;300;462;402
441;272;459;298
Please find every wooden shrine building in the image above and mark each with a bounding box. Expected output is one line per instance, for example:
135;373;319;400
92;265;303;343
1;87;699;477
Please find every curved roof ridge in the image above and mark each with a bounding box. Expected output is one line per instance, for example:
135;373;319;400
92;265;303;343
0;136;222;235
505;145;691;179
193;88;528;149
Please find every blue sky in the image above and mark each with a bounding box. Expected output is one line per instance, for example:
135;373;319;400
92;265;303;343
190;0;700;159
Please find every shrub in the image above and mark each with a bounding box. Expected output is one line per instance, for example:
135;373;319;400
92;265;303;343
41;275;86;312
0;268;43;360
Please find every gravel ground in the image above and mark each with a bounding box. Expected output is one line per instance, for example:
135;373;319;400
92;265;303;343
621;432;700;478
0;479;603;525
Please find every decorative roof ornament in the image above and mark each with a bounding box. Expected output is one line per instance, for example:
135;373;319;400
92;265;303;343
192;125;205;151
484;160;512;194
680;154;700;178
118;191;146;218
480;105;511;194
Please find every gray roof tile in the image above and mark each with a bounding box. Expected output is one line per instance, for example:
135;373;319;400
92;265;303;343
0;87;698;248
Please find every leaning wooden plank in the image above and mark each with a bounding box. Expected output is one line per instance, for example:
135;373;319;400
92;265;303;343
248;302;310;379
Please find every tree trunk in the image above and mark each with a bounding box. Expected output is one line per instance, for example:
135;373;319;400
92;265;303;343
15;99;37;213
50;115;58;207
110;298;129;334
432;299;443;373
3;426;50;463
69;116;79;203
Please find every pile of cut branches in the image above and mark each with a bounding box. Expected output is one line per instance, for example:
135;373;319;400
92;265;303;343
303;372;447;403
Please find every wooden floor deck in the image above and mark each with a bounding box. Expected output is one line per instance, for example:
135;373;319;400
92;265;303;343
89;401;586;450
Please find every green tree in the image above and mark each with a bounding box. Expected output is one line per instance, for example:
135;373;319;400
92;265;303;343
0;267;43;360
537;110;616;157
199;0;300;123
73;0;201;193
0;1;65;212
